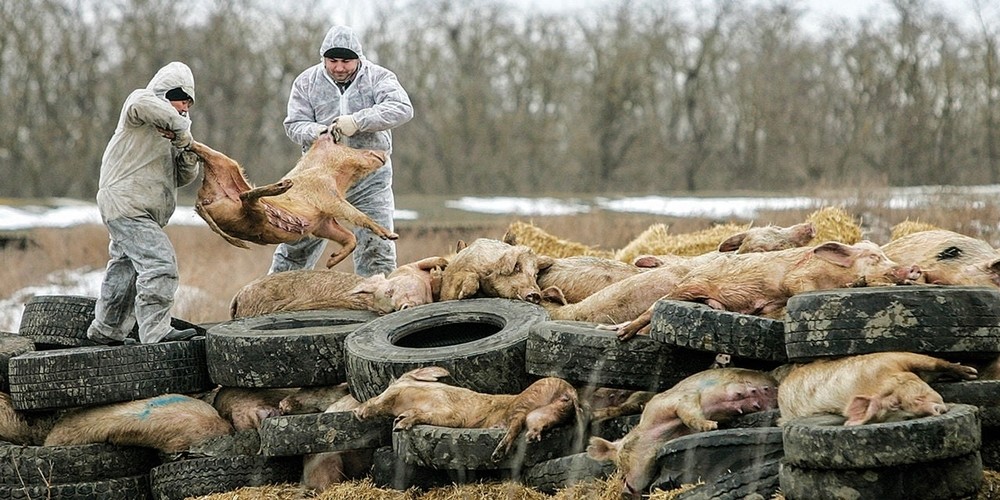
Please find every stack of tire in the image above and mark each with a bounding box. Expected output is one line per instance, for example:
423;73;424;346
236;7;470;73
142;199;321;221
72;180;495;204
2;295;215;499
776;285;1000;500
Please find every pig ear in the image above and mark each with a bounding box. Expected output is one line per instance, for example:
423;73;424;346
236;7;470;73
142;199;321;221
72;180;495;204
541;286;568;306
586;436;620;462
502;231;517;246
348;274;387;296
415;256;450;272
441;271;479;300
718;233;748;253
633;255;663;268
409;366;450;382
812;242;858;268
989;259;1000;275
844;395;882;425
537;255;555;271
455;240;468;253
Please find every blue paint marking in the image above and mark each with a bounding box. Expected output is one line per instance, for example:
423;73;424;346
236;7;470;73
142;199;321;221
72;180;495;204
135;394;188;420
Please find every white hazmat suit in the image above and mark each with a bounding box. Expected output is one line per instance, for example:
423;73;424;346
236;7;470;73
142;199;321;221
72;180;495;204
271;25;413;276
87;62;201;344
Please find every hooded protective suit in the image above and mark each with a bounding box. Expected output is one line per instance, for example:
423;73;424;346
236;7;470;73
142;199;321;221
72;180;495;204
272;25;413;276
88;62;200;344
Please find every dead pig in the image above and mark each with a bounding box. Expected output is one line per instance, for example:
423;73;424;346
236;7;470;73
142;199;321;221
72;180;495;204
631;221;816;268
44;394;233;453
883;229;1000;287
278;383;352;415
439;238;548;303
230;269;366;318
354;366;582;460
299;386;370;491
616;240;921;340
536;255;645;304
0;391;57;445
190;130;397;269
587;367;778;497
778;351;978;425
544;264;690;324
213;387;298;430
349;255;448;313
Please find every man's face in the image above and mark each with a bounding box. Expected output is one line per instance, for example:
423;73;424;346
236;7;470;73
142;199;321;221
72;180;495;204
169;99;192;116
324;57;359;83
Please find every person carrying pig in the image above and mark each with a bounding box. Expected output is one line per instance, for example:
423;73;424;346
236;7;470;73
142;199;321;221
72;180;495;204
87;62;202;344
271;24;413;277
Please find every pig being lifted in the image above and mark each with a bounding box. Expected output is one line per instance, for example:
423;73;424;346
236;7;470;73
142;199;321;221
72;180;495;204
190;130;398;269
439;238;549;303
778;351;978;426
587;368;779;498
883;229;1000;287
354;366;582;461
615;240;921;340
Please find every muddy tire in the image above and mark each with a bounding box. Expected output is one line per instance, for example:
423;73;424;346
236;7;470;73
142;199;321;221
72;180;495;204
649;300;788;363
779;452;983;500
589;414;640;442
258;410;393;456
0;474;150;500
650;427;784;491
148;455;301;500
393;422;580;472
0;441;160;485
782;404;980;469
523;452;617;494
675;457;780;500
526;320;713;391
370;445;472;491
206;310;376;388
345;299;549;402
8;339;212;410
981;428;1000;471
0;332;33;391
784;286;1000;361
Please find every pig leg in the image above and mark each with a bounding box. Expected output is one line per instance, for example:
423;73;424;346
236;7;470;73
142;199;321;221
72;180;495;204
493;417;527;461
313;219;358;269
906;356;978;381
674;394;718;432
315;198;399;242
393;409;463;430
238;179;293;201
195;203;249;249
608;303;657;341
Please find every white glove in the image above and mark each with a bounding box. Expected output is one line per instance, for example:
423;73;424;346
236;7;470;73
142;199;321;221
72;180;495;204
179;149;200;166
332;115;359;137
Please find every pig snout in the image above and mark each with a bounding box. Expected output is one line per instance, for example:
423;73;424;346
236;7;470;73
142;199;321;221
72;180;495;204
525;290;541;304
894;264;922;282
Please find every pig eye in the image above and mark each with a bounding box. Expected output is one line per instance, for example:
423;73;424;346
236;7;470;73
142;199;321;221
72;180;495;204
514;263;522;273
938;246;962;260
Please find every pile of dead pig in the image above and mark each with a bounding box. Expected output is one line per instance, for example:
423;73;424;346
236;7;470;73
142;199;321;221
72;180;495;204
4;208;1000;499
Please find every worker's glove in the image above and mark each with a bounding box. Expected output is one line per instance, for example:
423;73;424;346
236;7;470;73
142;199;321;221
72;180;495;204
171;130;193;149
332;114;358;137
179;149;200;166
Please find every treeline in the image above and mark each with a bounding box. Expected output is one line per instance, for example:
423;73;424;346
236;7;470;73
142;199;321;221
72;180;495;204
1;0;998;199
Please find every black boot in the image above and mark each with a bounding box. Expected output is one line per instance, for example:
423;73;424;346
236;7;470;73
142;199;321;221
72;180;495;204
160;327;199;342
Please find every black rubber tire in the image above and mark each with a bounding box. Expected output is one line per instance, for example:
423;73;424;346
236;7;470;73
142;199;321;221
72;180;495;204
393;422;580;472
0;441;160;485
981;428;1000;471
258;410;393;456
523;451;617;494
370;445;465;491
784;286;1000;361
8;339;212;411
782;404;980;469
932;380;1000;427
649;300;788;363
205;309;376;388
0;474;150;500
0;332;33;392
726;408;781;429
148;455;301;500
589;414;640;442
526;320;714;391
345;298;549;402
650;427;784;491
16;295;205;349
186;428;262;458
779;452;983;500
675;457;781;500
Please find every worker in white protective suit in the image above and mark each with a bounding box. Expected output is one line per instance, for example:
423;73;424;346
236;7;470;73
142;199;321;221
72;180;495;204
87;61;202;344
271;24;413;277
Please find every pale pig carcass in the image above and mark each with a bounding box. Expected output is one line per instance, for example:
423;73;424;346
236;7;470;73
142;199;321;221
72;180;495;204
190;130;397;269
439;238;549;303
300;389;371;491
778;351;978;425
882;229;1000;287
536;255;645;304
353;366;582;461
348;256;449;313
631;221;816;268
229;269;366;319
543;264;690;325
213;387;298;431
615;241;922;340
0;391;57;445
44;394;233;453
587;368;779;498
278;382;352;415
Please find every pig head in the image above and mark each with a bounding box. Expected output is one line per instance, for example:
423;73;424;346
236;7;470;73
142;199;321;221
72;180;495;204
587;368;778;498
354;366;581;460
778;352;978;426
190;131;398;269
883;229;1000;287
439;238;549;303
348;256;449;314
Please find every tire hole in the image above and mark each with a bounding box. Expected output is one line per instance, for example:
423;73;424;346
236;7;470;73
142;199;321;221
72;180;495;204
392;322;502;348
